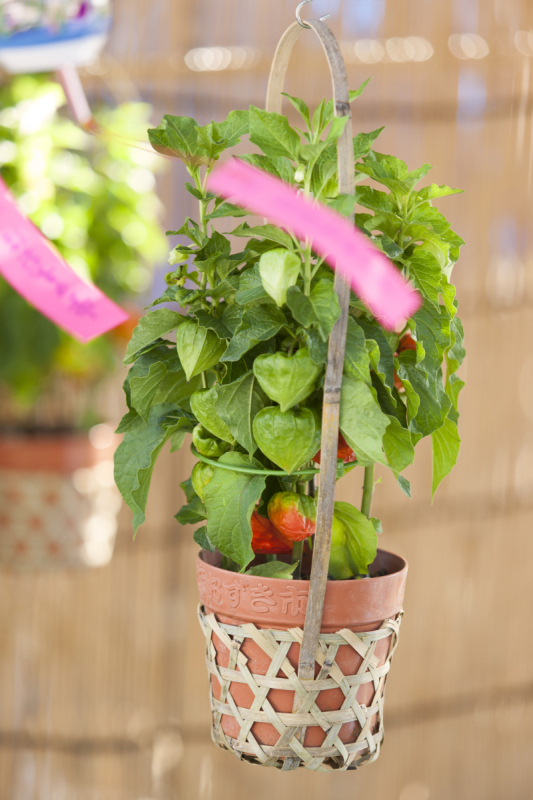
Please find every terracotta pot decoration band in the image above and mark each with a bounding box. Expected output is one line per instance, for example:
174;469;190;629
198;605;402;771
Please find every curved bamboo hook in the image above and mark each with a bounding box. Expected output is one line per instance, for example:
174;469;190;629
295;0;331;29
265;16;355;771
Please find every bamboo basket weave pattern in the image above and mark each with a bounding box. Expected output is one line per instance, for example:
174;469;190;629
198;606;402;771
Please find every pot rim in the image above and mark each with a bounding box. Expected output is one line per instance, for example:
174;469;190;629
198;546;408;584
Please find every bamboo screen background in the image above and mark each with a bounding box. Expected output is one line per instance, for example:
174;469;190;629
2;0;533;797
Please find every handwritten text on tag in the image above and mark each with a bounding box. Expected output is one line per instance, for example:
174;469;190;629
0;178;128;343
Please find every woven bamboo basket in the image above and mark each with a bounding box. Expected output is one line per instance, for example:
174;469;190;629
0;432;119;570
197;12;407;772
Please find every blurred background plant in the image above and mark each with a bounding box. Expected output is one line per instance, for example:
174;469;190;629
0;74;167;429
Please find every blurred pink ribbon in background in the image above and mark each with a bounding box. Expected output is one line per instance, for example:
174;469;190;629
208;158;421;329
0;177;128;342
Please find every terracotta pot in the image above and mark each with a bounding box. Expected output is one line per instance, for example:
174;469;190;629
0;431;120;571
197;548;407;769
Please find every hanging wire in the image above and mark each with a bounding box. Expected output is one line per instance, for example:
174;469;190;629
296;0;330;29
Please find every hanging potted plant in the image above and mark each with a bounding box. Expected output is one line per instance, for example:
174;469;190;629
0;74;167;570
115;16;465;772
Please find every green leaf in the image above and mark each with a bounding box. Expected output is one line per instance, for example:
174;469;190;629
310;280;341;340
353;127;384;160
249;106;301;161
154;368;202;412
325;115;350;143
145;287;178;308
148;115;202;163
190;111;249;162
411;303;451;377
116;409;139;434
231;222;295;251
169;430;187;454
431;417;460;499
221;302;245;334
370;517;383;534
253;349;321;412
176;319;227;381
382;416;414;474
397;474;412;498
114;404;178;533
221;305;287;362
408;205;450;236
259;248;301;306
318;79;371;134
333;501;378;575
416;183;463;202
190;387;236;444
353;317;395;393
175;496;208;525
238;154;295;183
180;477;197;503
405;250;442;309
245;561;298;578
253;406;321;473
354;185;394;214
236;264;270;305
281;92;311;129
158;408;197;432
193;525;216;552
215;371;269;455
356;151;412;195
128;362;167;423
212;109;249;149
344;317;371;384
327;193;356;218
286;286;316;328
206;201;248;220
371;372;406;426
123;345;182;419
193;310;231;340
310;153;338;200
168;218;206;247
439;274;456;318
203;452;267;568
305;328;328;365
374;235;403;260
445;317;465;413
396;350;451;436
340;376;390;466
286;282;340;341
124;310;183;365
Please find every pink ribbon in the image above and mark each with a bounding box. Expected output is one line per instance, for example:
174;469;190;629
0;178;128;342
208;159;420;329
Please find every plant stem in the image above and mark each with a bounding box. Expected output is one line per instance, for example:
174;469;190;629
292;478;307;579
292;541;303;579
266;554;277;562
361;463;375;519
304;243;312;296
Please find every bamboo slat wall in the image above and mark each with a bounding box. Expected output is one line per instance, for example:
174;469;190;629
2;0;533;797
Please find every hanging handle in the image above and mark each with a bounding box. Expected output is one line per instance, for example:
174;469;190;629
265;22;354;683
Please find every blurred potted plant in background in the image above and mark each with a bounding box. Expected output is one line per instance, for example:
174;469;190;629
0;74;167;569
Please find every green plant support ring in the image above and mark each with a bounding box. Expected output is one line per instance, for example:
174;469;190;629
190;445;353;481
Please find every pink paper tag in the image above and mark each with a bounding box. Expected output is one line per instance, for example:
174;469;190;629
208;159;421;329
0;178;128;342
